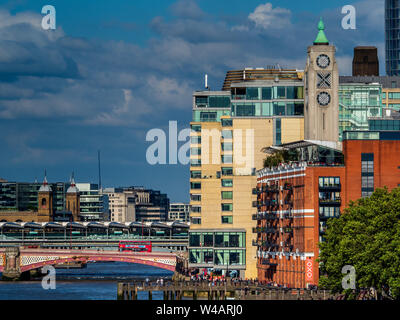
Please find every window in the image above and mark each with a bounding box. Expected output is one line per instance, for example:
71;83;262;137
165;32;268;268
319;206;340;218
236;104;255;116
221;130;232;139
200;112;217;122
273;102;285;115
275;118;282;145
222;167;233;176
189;249;201;263
190;182;201;190
221;191;233;199
262;87;272;100
191;136;201;144
277;86;286;99
190;217;201;224
318;177;341;189
195;96;208;106
189;233;201;246
191;206;201;213
190;159;201;167
221;203;233;211
294;102;304;115
191;125;201;132
246;88;259;100
222;179;233;187
208;96;230;108
190;148;201;156
361;153;374;197
221;142;233;151
190;171;201;179
203;233;213;247
221;118;232;127
222;155;233;164
221;216;233;224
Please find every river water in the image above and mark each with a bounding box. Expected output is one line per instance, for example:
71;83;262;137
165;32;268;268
0;262;173;300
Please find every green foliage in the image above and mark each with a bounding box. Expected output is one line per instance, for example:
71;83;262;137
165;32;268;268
318;187;400;299
263;150;297;168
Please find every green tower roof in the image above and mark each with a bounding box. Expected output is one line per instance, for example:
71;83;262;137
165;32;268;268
314;18;329;45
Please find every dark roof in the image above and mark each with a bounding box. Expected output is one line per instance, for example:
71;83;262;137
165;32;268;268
340;76;400;88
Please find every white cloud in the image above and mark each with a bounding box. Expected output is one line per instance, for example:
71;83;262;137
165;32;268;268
248;2;291;30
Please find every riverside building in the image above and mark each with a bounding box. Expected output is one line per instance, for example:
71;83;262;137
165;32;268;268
189;69;305;278
255;131;400;287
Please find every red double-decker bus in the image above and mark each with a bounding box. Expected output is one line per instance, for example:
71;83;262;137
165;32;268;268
118;240;152;252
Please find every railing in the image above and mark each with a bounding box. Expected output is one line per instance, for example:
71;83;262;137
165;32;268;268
319;198;341;205
319;184;341;191
0;234;189;241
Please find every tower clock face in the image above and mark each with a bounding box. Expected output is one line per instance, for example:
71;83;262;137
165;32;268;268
317;92;331;106
316;54;330;69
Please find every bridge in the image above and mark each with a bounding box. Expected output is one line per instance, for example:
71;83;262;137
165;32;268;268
0;221;189;251
0;247;187;280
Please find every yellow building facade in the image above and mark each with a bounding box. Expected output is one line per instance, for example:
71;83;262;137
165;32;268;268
189;70;305;278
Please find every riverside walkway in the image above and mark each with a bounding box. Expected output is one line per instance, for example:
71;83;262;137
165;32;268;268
118;280;340;300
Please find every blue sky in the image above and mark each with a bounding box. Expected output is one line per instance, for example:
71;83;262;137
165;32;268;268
0;0;385;202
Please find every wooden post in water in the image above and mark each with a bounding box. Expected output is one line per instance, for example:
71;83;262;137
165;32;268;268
132;286;138;300
117;283;124;300
148;290;152;300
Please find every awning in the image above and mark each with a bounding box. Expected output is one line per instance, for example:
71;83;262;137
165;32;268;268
0;222;24;229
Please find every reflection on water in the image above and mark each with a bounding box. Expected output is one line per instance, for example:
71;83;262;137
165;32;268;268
0;262;173;300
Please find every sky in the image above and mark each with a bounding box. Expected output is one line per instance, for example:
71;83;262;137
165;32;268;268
0;0;385;202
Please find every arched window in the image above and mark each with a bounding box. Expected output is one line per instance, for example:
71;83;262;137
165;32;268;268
41;198;47;207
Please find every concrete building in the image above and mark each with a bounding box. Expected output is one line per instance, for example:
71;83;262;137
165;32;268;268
189;69;305;278
103;188;136;223
76;183;109;222
102;187;169;223
168;203;190;222
255;131;400;288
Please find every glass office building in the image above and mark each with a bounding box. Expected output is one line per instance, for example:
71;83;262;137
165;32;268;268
339;83;383;141
0;182;67;212
386;0;400;76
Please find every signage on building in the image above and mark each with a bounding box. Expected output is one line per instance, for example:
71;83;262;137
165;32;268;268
305;259;313;282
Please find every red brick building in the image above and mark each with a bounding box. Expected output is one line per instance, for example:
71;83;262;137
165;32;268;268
254;131;400;288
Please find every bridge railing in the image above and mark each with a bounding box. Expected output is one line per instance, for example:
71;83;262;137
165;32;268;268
0;234;188;241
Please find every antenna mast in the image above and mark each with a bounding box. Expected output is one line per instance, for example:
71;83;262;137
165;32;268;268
98;150;102;191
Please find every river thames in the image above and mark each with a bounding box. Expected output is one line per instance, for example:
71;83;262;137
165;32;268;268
0;262;173;300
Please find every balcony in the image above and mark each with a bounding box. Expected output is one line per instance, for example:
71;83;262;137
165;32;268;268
319;198;341;206
252;240;279;248
252;227;279;234
283;183;293;191
319;184;341;192
283;227;293;234
319;213;340;220
260;259;278;266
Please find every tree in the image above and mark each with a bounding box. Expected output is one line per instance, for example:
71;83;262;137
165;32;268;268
318;187;400;299
263;150;297;168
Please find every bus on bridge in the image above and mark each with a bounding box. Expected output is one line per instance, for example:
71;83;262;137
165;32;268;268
119;240;152;253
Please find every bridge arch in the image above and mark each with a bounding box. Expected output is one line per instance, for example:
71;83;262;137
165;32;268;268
20;256;176;273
